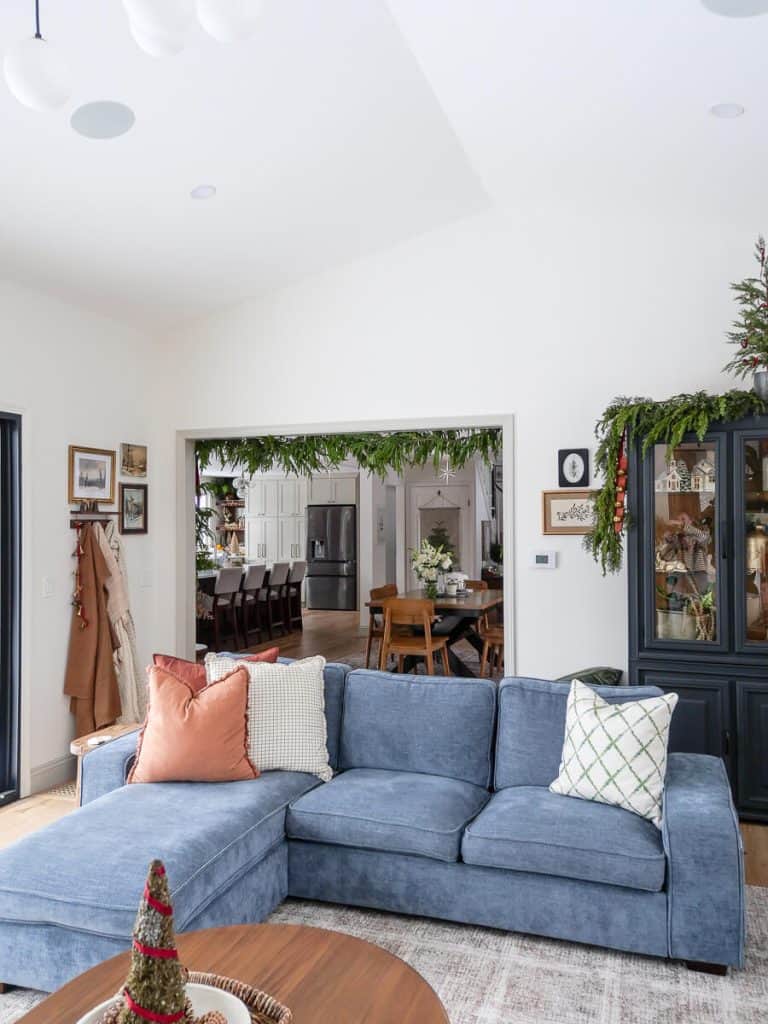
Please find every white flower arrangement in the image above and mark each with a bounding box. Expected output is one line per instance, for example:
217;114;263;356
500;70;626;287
411;538;453;587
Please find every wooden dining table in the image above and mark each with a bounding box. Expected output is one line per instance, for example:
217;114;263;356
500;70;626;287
367;588;504;677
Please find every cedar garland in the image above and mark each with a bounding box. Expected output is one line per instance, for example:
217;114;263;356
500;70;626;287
585;389;768;575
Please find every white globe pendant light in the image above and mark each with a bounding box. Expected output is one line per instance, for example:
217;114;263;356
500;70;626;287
122;0;195;57
197;0;264;43
3;1;70;112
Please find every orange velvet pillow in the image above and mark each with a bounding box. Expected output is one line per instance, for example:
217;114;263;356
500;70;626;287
129;665;257;784
152;648;280;694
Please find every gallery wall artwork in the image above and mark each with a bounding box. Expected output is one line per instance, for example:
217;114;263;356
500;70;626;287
68;446;116;504
120;483;148;535
542;490;596;535
121;443;147;478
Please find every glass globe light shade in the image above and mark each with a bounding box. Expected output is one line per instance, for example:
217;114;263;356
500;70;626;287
123;0;194;55
3;36;70;112
196;0;263;43
701;1;768;14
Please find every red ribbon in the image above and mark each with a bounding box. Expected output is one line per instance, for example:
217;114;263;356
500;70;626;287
132;938;178;959
144;884;172;917
123;989;185;1023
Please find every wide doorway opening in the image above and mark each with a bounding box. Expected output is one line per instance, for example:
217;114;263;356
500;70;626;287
180;416;513;677
0;412;21;807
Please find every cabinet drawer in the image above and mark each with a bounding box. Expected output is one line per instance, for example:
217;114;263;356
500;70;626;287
736;680;768;814
634;671;733;776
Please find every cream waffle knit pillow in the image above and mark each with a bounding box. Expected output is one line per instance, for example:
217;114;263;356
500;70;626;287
206;654;332;781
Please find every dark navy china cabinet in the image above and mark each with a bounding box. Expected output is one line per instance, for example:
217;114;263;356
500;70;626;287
628;416;768;821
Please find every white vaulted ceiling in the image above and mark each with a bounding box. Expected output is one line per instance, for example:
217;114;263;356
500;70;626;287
0;1;765;327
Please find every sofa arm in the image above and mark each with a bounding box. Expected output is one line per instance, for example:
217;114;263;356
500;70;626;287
662;753;745;968
80;728;140;806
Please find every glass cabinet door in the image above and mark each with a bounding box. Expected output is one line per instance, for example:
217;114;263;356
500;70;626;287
741;437;768;647
650;441;719;644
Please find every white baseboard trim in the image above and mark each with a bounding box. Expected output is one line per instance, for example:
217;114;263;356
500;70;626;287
30;754;76;794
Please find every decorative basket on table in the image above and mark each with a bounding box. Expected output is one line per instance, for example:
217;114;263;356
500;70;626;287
187;972;292;1024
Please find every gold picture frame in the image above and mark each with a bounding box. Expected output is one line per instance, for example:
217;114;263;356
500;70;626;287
542;489;596;535
68;445;116;504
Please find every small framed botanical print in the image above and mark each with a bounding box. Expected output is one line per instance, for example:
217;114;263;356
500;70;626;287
558;449;589;488
119;483;148;535
121;443;147;478
543;490;596;535
68;446;116;504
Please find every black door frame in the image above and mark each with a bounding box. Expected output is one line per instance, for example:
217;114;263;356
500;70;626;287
0;411;21;807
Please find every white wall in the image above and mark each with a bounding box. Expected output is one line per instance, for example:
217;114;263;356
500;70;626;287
0;280;173;794
165;206;749;680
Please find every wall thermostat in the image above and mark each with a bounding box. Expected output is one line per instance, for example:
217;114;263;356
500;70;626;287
532;550;558;569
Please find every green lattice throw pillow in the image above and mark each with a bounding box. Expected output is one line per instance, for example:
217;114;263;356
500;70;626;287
549;680;678;828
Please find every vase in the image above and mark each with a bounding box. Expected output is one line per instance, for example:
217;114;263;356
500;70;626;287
424;581;438;600
754;370;768;401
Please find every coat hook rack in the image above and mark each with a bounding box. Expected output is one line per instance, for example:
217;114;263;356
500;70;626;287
69;500;118;530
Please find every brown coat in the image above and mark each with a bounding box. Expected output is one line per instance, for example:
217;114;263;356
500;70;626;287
63;525;122;735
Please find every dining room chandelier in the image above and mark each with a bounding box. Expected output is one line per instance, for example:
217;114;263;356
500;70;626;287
122;0;264;57
3;0;70;112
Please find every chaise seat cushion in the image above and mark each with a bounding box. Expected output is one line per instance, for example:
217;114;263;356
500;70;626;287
0;772;319;939
287;768;489;863
461;786;666;892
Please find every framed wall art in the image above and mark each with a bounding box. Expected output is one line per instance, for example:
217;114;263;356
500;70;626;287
542;489;596;535
68;446;116;505
119;483;148;535
558;449;590;488
121;443;147;478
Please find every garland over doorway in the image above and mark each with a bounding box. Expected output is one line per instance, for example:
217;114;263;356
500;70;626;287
196;428;502;478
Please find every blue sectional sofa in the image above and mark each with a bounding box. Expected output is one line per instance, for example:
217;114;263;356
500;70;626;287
0;667;745;992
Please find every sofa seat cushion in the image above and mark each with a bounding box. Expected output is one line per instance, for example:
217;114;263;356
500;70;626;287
0;772;319;938
461;786;666;892
287;768;489;863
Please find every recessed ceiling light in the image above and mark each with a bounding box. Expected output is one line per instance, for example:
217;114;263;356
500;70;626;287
191;184;217;199
710;102;745;118
71;101;135;139
701;1;768;16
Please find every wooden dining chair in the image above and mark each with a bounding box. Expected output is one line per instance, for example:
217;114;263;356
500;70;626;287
212;567;243;652
365;583;398;668
259;562;290;638
379;597;451;676
238;563;267;645
480;624;505;678
287;560;307;632
463;580;490;631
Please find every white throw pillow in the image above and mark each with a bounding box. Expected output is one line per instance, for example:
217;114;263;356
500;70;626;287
549;679;678;828
205;654;332;781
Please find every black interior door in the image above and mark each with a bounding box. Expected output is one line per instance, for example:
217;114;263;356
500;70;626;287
0;412;21;807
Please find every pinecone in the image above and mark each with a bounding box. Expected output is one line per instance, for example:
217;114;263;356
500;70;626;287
96;1003;123;1024
193;1013;228;1024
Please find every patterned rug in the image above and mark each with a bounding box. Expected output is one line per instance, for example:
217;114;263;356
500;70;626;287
2;888;765;1024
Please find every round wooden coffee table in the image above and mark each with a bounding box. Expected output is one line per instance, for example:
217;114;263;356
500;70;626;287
18;923;449;1024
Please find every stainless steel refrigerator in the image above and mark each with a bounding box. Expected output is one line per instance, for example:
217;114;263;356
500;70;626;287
305;504;357;610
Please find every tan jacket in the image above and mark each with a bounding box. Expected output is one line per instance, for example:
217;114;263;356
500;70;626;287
63;525;122;735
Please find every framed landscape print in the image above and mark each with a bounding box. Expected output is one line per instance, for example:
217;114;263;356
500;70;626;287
119;483;148;535
542;489;596;535
68;446;116;504
121;443;147;478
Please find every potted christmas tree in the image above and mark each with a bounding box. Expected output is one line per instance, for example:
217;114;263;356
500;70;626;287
724;235;768;399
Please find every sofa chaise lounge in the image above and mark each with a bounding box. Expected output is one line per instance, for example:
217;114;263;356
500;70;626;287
0;668;745;992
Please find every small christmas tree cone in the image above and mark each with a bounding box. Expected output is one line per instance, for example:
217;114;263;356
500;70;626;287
117;860;190;1024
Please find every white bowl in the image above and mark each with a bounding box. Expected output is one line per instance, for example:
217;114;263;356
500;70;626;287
77;982;251;1024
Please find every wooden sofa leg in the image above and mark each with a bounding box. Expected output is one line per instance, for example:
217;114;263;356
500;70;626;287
685;961;728;976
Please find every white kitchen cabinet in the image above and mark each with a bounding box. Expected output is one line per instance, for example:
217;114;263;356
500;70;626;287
308;475;357;505
278;516;306;561
248;479;279;517
246;516;278;562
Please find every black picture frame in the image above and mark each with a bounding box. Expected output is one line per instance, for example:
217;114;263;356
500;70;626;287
119;483;148;535
558;449;590;488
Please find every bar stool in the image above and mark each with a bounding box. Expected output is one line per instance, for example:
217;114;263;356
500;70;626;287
287;560;307;631
212;567;243;652
238;563;267;645
259;562;290;638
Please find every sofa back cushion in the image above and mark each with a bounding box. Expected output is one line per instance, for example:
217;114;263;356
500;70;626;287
279;657;347;771
495;677;664;790
340;670;496;788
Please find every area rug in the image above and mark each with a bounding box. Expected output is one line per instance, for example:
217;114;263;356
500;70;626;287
2;888;765;1024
